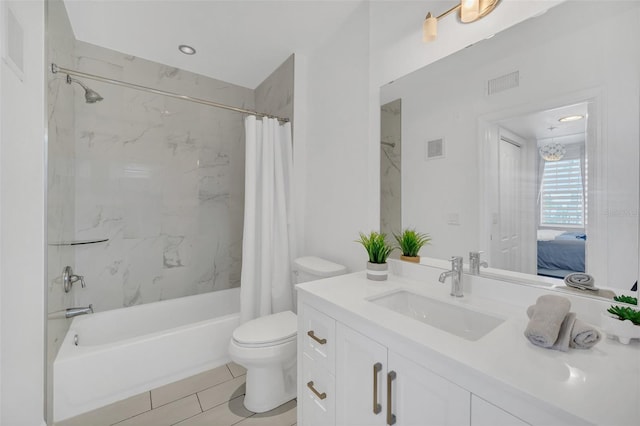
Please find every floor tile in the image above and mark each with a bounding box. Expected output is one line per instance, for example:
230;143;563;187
55;392;151;426
114;394;201;426
174;395;254;426
227;362;247;378
151;365;233;408
234;399;297;426
197;375;246;411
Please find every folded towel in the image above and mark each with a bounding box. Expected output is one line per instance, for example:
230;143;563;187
527;306;576;352
569;318;601;349
527;306;601;350
524;295;571;348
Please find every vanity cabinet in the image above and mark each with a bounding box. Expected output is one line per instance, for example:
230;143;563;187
335;323;470;426
471;395;530;426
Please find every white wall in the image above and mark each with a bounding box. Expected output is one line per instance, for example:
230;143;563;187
297;2;373;272
0;0;47;424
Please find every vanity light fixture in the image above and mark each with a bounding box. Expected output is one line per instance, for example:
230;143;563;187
559;115;584;123
423;0;501;42
178;44;196;55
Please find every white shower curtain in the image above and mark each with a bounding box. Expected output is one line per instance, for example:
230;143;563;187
240;116;295;323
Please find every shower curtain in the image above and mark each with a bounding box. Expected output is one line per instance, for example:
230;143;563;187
240;116;295;323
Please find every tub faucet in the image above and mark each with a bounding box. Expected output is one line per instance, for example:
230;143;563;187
469;251;488;275
65;304;93;319
439;256;464;297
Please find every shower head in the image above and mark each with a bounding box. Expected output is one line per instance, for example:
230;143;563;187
66;75;103;103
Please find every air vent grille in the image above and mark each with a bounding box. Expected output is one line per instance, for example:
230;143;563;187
426;138;445;160
487;71;519;95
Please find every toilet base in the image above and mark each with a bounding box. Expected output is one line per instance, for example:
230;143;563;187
243;361;297;413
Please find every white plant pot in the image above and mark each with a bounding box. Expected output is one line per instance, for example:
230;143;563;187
600;312;640;344
366;262;388;281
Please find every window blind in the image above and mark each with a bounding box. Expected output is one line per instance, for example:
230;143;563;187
540;158;584;226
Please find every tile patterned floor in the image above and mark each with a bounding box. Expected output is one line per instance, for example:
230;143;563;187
55;363;297;426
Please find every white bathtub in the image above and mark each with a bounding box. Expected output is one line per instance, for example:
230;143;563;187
53;288;240;422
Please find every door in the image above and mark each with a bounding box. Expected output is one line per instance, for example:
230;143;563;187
388;351;470;426
494;136;523;271
336;324;387;426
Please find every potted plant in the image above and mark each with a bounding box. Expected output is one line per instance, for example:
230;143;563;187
393;228;431;263
356;231;393;281
600;295;640;344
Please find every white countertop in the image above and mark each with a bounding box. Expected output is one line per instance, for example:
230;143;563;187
296;269;640;426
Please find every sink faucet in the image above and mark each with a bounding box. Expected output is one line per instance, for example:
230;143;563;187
469;251;488;275
439;256;464;297
65;304;93;318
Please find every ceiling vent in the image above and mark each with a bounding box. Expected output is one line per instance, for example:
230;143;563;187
487;71;519;95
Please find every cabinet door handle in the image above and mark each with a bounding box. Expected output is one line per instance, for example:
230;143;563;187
307;381;327;400
373;362;382;414
307;330;327;345
387;371;397;425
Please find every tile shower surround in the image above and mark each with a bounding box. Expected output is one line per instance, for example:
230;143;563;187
50;40;292;313
68;41;252;312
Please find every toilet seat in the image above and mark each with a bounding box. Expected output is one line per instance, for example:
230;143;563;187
232;311;297;347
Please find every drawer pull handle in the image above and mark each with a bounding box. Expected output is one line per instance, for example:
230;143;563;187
307;330;327;345
307;381;327;400
373;362;382;414
387;371;397;425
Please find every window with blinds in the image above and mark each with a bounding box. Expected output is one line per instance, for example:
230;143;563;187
540;158;584;226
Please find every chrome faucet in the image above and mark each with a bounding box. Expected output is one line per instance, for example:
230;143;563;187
469;251;488;275
439;256;464;297
65;304;93;319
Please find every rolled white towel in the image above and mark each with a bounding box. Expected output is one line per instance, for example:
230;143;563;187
570;318;601;349
527;306;575;352
527;306;601;350
524;295;571;348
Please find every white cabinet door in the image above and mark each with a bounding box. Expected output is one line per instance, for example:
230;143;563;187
471;395;530;426
336;323;387;426
388;351;471;426
302;351;336;426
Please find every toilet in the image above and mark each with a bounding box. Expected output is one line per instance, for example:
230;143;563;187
229;256;347;413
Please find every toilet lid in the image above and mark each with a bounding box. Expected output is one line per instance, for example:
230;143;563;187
232;311;297;345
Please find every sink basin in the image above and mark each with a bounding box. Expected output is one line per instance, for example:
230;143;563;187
368;290;505;341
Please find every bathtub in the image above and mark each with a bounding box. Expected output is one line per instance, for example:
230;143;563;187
53;287;240;422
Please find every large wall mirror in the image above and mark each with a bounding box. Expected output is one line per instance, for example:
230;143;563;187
380;1;639;301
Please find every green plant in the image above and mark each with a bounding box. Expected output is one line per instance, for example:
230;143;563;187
356;231;393;264
607;305;640;326
613;295;638;305
393;229;431;257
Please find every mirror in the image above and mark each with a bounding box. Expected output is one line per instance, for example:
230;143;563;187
380;1;639;300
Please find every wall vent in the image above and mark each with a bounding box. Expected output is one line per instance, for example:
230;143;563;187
425;138;445;160
487;71;519;95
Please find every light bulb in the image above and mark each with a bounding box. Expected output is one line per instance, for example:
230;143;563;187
460;0;481;23
423;12;437;42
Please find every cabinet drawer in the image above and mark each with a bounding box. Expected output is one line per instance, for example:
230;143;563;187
302;352;335;426
300;303;336;373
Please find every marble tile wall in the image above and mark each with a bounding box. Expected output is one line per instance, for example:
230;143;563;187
255;55;294;123
380;99;401;241
47;0;76;360
71;41;255;311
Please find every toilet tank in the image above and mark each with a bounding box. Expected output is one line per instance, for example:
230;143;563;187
293;256;347;283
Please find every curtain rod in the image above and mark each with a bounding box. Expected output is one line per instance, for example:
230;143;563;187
50;63;290;123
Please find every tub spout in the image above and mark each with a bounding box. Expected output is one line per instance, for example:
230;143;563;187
66;304;93;318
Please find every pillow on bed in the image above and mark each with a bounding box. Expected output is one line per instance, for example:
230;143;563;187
537;229;566;241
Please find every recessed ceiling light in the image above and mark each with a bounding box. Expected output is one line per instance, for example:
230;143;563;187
178;45;196;55
559;115;584;122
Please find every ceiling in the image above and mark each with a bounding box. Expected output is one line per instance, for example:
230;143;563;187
498;102;588;146
63;0;365;89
